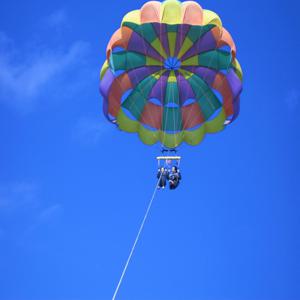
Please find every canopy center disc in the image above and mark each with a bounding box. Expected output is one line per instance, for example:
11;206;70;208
164;57;181;71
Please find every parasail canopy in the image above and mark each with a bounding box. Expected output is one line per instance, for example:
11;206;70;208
100;0;243;149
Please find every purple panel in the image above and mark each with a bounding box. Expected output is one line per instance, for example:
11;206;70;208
102;91;109;117
99;69;115;99
127;32;163;61
226;69;243;98
153;23;170;57
181;31;217;61
176;72;195;104
174;24;190;57
149;71;169;102
183;66;217;86
127;66;161;86
230;96;240;122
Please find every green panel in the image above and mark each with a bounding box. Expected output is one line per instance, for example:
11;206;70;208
122;90;147;119
187;74;222;120
124;22;158;43
198;98;222;120
199;50;232;70
187;24;215;43
164;82;179;105
187;74;211;98
122;75;158;119
162;107;182;132
110;51;146;71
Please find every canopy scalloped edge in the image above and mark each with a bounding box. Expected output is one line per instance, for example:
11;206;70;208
117;107;226;148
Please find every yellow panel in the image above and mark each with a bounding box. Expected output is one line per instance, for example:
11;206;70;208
121;10;141;26
151;69;166;79
160;131;184;148
183;127;205;145
117;109;139;132
177;37;193;59
167;32;177;56
232;58;243;81
203;9;222;27
181;55;199;66
151;38;168;58
146;56;163;66
204;108;226;133
117;109;159;145
138;126;159;145
100;60;109;80
178;69;193;79
168;70;177;82
161;0;182;24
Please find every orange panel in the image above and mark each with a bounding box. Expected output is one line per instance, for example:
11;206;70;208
106;27;133;60
140;102;162;129
218;28;236;58
181;2;203;25
212;73;234;116
141;1;161;23
108;73;133;117
181;102;204;129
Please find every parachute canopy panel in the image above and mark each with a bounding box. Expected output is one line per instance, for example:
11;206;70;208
100;0;243;148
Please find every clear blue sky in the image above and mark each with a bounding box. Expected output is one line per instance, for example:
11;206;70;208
0;0;300;300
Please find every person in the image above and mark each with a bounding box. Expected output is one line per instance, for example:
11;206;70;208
169;166;181;190
157;167;169;189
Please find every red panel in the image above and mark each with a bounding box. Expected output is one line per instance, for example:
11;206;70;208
140;103;162;129
212;73;234;117
181;102;204;129
108;73;132;117
106;27;133;60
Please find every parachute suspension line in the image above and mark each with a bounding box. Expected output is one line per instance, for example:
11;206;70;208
111;174;162;300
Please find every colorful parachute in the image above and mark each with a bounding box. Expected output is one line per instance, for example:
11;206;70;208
100;0;243;149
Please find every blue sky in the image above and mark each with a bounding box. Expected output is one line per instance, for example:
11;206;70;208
0;0;300;300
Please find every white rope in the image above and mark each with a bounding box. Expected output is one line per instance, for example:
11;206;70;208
111;175;161;300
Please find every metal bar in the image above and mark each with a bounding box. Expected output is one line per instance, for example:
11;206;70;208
156;156;181;160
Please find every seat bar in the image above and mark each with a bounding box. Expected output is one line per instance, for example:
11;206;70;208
156;156;181;160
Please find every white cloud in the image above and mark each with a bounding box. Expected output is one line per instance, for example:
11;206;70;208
285;89;300;111
37;204;63;222
73;117;111;144
0;181;63;244
43;9;67;28
0;36;89;111
0;8;92;112
0;181;38;211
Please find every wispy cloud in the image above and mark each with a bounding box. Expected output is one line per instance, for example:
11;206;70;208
285;89;300;111
37;203;63;223
0;36;89;111
72;117;111;144
43;9;68;29
22;204;63;239
0;10;91;112
0;181;63;245
0;181;38;211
